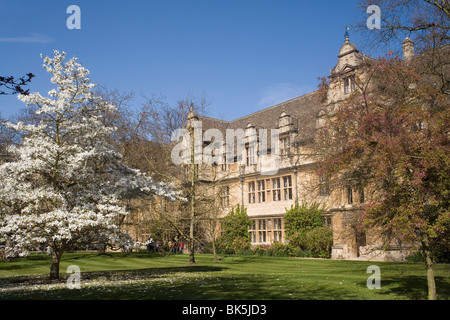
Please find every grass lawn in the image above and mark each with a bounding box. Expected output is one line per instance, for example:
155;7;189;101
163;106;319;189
0;252;449;300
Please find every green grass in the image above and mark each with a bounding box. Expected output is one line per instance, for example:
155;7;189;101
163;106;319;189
0;252;449;300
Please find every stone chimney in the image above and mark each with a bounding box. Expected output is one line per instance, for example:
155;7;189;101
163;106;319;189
402;37;414;62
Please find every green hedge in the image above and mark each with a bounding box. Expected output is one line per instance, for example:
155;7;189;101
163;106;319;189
217;241;331;258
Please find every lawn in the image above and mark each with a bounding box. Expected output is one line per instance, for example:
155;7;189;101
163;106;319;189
0;252;449;300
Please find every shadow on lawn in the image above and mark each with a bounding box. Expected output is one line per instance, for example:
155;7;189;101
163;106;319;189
167;275;363;300
0;264;227;287
13;274;362;300
375;275;450;300
80;265;227;282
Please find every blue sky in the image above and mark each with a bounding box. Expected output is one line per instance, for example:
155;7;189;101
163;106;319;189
1;0;374;121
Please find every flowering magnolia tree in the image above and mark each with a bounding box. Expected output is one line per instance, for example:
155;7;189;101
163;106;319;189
0;51;177;279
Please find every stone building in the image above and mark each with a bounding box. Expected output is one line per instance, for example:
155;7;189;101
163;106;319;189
183;34;418;261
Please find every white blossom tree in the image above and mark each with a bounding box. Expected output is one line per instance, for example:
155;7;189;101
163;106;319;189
0;51;177;279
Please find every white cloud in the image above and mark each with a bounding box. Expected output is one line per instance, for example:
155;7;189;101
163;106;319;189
0;33;54;44
257;83;314;107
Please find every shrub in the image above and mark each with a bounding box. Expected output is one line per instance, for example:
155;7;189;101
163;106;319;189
252;244;271;256
216;236;251;254
216;204;251;254
241;243;293;257
305;226;333;258
287;232;308;250
284;201;333;258
284;201;324;239
267;242;292;257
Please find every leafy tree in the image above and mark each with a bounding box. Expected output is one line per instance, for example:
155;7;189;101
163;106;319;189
0;51;176;279
316;54;449;299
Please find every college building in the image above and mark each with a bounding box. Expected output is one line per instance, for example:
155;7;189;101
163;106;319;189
184;34;417;261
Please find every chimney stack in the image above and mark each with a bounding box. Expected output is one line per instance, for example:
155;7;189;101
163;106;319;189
402;37;414;62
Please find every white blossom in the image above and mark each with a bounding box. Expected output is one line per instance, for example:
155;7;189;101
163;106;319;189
0;50;178;262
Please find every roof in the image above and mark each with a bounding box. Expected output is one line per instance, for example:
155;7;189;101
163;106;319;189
202;91;318;127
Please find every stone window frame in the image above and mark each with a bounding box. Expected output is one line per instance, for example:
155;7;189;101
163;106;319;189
258;219;267;243
248;181;256;204
344;74;356;94
272;177;281;201
246;145;257;166
248;217;285;244
319;174;331;197
257;179;266;203
219;186;230;207
280;136;290;158
283;175;293;200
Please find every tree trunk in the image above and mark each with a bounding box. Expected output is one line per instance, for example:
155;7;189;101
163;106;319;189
189;239;196;264
97;243;107;255
212;236;219;262
422;234;437;300
49;248;63;280
425;253;437;300
422;236;437;300
188;189;196;264
189;190;196;264
188;119;197;265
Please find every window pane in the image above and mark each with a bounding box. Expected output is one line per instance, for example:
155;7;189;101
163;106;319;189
347;187;353;204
